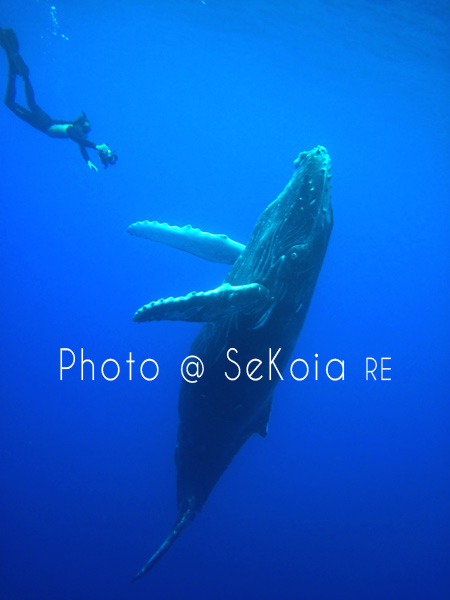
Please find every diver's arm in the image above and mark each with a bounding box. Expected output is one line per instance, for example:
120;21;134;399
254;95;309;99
78;143;98;172
79;138;98;150
67;124;92;144
67;125;99;149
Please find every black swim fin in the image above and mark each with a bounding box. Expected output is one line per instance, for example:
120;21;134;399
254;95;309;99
0;28;19;54
0;27;29;77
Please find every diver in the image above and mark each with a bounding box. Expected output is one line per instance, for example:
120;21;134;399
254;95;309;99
0;27;117;171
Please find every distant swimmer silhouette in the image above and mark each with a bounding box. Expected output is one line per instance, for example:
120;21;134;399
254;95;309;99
0;28;117;171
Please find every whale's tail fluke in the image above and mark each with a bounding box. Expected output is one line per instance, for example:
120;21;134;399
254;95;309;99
131;508;192;583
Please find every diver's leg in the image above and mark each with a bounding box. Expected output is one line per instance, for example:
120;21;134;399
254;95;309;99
22;73;53;131
4;73;27;117
4;72;47;129
0;28;29;77
2;30;51;132
2;32;32;117
4;72;16;108
23;73;39;111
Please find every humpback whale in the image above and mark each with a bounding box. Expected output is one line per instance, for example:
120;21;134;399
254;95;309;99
128;145;333;581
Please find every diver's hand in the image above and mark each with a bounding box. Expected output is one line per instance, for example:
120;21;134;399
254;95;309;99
96;143;117;169
87;160;98;172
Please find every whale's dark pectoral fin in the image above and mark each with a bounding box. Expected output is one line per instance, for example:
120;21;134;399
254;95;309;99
255;396;273;438
127;220;245;265
131;508;192;583
133;282;270;323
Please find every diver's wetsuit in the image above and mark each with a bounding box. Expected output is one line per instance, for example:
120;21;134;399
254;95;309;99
5;70;98;160
1;28;115;169
5;70;54;131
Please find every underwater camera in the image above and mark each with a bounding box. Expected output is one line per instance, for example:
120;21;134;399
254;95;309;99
98;144;118;168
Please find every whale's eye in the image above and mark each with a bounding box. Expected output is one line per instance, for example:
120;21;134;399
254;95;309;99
290;251;298;260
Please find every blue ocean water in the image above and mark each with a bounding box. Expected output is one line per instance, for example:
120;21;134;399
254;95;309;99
0;1;449;599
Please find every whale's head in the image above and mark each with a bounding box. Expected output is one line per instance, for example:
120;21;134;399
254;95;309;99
289;145;333;244
270;145;332;257
232;146;333;310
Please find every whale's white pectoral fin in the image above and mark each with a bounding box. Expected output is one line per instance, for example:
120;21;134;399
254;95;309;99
127;220;246;265
133;283;270;323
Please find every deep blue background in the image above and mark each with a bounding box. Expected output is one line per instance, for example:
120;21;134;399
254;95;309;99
0;1;449;599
